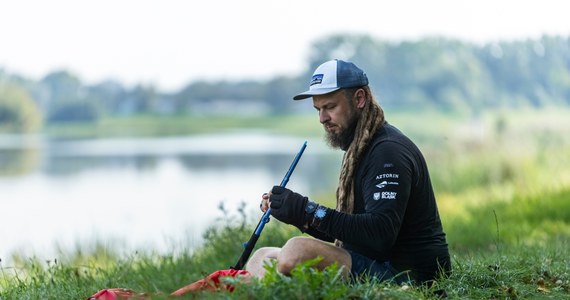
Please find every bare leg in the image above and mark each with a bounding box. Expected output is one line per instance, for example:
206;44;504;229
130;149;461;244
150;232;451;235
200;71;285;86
277;236;352;279
245;247;281;278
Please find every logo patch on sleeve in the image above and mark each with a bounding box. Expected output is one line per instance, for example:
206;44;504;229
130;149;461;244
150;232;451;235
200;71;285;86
376;181;387;189
375;180;399;189
373;191;397;200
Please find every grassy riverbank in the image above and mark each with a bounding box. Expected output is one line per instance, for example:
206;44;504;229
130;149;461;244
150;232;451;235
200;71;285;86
1;205;569;299
2;108;570;298
42;114;325;138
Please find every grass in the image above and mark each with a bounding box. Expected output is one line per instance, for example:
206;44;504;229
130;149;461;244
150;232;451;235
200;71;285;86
2;183;569;299
2;108;570;298
1;208;569;299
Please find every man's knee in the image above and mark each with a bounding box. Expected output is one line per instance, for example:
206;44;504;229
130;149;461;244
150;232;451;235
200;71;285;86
277;237;317;274
247;247;279;267
283;236;314;249
246;246;282;278
253;247;280;258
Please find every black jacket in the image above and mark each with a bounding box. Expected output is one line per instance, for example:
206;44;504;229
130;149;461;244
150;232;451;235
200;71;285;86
307;123;450;282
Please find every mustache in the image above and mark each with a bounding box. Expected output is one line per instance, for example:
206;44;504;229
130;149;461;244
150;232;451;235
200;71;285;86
323;121;338;128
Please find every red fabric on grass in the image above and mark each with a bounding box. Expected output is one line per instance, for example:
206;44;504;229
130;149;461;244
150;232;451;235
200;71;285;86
170;269;250;296
87;269;250;299
87;288;152;299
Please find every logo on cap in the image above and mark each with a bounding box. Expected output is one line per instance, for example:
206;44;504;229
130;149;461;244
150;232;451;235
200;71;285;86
310;74;323;86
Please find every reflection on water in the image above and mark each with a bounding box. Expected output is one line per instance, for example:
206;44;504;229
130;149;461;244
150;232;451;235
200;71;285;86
0;148;41;176
0;133;341;261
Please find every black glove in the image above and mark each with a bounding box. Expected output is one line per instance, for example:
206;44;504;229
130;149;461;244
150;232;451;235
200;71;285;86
269;186;312;232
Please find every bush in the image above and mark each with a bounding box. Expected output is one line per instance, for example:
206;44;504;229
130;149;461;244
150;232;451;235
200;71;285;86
0;83;42;132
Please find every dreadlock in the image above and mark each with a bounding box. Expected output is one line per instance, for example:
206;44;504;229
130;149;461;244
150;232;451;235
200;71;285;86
335;86;385;247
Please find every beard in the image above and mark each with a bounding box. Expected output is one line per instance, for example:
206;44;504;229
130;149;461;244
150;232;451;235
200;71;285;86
325;110;359;151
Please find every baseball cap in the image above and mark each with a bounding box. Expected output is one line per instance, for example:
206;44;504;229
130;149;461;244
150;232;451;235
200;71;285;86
293;59;369;100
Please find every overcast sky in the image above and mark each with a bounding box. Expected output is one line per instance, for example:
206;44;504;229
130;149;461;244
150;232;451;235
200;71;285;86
1;0;568;91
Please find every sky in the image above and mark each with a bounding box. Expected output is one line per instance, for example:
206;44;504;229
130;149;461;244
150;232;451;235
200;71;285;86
1;0;569;92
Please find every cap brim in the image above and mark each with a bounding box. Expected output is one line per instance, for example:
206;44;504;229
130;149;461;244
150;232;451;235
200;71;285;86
292;87;341;100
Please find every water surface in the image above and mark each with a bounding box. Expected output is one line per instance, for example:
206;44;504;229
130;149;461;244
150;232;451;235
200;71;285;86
0;132;341;261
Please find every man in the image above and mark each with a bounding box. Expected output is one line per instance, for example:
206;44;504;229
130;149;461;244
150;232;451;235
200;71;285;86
246;59;451;284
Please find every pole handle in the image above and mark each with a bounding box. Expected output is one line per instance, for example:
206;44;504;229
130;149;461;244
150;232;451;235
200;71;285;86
231;141;307;270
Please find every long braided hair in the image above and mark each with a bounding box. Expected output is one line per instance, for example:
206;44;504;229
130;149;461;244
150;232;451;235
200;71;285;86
335;86;385;246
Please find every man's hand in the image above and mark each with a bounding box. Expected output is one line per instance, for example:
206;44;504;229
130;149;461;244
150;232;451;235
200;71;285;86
269;186;312;231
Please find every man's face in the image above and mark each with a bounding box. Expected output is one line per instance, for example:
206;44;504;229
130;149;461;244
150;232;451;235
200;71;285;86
313;89;360;150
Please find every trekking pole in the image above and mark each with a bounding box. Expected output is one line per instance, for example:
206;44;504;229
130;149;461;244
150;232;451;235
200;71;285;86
231;141;307;270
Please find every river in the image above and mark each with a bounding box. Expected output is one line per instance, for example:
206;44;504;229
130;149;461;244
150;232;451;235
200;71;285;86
0;132;341;262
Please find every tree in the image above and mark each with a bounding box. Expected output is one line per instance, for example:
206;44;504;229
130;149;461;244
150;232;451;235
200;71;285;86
41;70;83;106
47;101;100;123
0;82;43;132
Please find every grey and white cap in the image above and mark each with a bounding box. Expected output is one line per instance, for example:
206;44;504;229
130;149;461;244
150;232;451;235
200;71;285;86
293;59;369;100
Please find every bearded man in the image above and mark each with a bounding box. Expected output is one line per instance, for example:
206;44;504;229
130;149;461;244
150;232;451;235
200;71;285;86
246;59;451;284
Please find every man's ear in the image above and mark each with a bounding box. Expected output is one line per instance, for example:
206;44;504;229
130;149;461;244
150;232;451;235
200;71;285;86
354;88;367;109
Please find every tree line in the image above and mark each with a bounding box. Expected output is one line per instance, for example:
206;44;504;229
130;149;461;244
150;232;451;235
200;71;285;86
1;34;569;132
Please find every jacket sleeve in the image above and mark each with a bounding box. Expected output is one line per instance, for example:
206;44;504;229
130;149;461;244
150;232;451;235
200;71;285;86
304;227;335;243
312;141;414;255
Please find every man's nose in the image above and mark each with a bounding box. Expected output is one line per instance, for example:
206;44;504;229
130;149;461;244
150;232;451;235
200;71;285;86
319;111;330;124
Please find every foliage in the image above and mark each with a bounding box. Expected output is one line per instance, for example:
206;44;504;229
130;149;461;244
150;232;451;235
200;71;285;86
3;35;570;129
0;82;42;132
0;148;40;176
445;188;570;251
47;101;101;123
433;242;570;299
231;259;351;300
308;35;570;112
